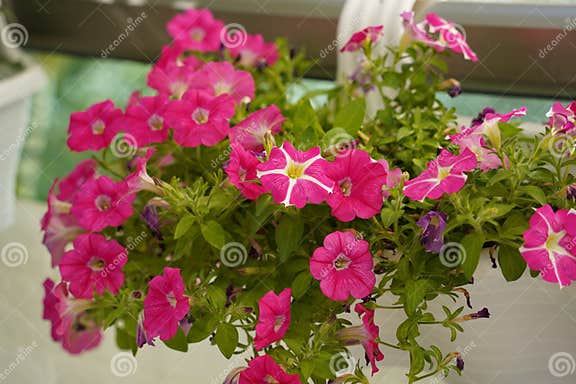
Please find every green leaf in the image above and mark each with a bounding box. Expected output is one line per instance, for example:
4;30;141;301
334;98;366;135
300;359;315;379
405;279;431;315
201;220;230;249
276;215;304;261
519;185;547;205
214;323;238;359
501;213;529;238
187;314;219;343
409;347;426;376
206;285;227;309
294;99;322;133
479;204;515;220
163;327;188;352
380;207;400;228
291;272;312;299
175;215;195;239
498;244;527;281
461;232;485;279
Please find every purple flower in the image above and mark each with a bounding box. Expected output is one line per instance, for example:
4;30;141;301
456;355;465;371
471;107;496;127
416;211;448;253
141;204;161;237
470;307;490;319
567;184;576;202
448;84;462;98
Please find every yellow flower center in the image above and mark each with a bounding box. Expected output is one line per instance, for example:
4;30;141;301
286;162;305;179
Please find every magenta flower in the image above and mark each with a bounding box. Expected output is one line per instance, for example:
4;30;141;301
59;233;127;299
229;34;279;68
166;9;224;52
474;106;527;148
42;279;103;354
167;90;235;148
67;100;122;152
336;303;384;375
254;288;292;350
230;105;285;151
147;50;202;99
126;148;163;195
416;211;448;253
71;175;136;232
193;62;255;105
325;150;388;222
57;159;98;201
239;355;300;384
340;25;384;53
546;101;576;134
119;95;171;147
377;158;403;197
225;145;266;201
452;133;503;172
257;142;334;208
520;205;576;287
143;267;190;341
403;148;477;202
310;231;375;301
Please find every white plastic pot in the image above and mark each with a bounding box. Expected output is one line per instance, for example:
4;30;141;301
0;56;46;231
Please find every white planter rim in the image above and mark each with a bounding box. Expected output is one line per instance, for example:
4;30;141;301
0;55;47;108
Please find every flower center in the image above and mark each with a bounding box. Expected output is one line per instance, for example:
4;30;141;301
190;28;205;42
286;162;305;179
273;315;286;333
91;119;106;135
546;230;566;255
192;108;210;124
263;375;279;384
148;114;164;131
437;166;451;180
333;253;352;270
214;81;232;96
95;195;112;211
239;166;247;182
88;257;105;271
167;291;178;308
339;177;353;196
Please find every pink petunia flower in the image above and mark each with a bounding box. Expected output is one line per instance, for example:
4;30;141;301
474;106;527;148
452;133;502;172
230;105;285;151
166;90;235;148
67;100;122;152
143;267;190;341
401;11;478;62
59;233;127;299
257;142;334;208
147;47;203;99
519;205;576;287
118;95;171;147
254;288;292;350
377;158;403;197
166;9;224;52
126;148;163;195
57;159;98;202
310;231;375;301
403;148;477;201
340;25;384;53
239;355;300;384
70;175;136;232
42;279;103;354
193;62;255;105
325;149;388;222
225;144;266;200
336;303;384;375
546;101;576;134
228;34;280;68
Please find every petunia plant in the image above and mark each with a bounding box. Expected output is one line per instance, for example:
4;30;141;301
40;8;576;384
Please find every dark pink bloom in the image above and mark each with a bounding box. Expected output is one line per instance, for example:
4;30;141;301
57;159;98;201
453;133;502;172
230;105;285;151
225;145;266;201
166;90;235;148
229;34;280;67
325;149;388;222
239;355;300;384
546;101;576;134
254;288;292;350
67;100;122;152
336;303;384;375
143;267;190;341
126;148;163;195
193;62;255;105
520;205;576;287
340;25;384;52
377;158;403;197
119;95;171;147
71;175;136;232
167;9;224;52
403;148;477;201
59;233;127;299
310;231;375;301
257;142;334;208
147;48;203;98
42;279;103;354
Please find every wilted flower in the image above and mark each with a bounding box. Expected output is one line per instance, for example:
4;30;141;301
416;211;448;253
